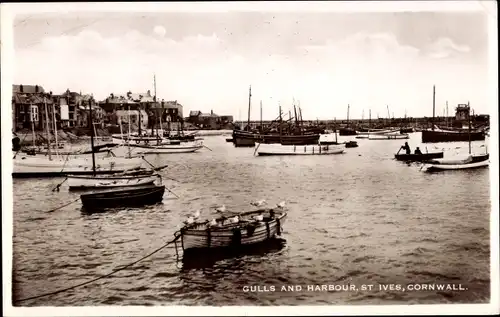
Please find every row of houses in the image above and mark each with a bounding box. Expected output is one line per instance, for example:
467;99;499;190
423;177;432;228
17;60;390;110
11;84;185;133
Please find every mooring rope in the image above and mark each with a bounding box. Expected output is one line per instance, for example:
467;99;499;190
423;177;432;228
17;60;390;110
45;198;80;213
14;235;181;303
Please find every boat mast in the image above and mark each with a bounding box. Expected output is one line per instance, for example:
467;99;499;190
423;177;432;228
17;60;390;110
260;100;263;132
369;109;372;133
247;85;252;131
127;104;132;158
293;103;299;134
89;98;96;175
153;74;157;136
52;102;59;158
432;85;436;130
346;104;350;125
43;95;52;160
468;102;471;154
446;101;449;127
31;103;36;149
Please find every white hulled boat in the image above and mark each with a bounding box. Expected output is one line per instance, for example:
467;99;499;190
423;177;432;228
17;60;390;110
255;143;344;156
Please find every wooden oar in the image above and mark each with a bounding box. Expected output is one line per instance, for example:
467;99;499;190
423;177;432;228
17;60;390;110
253;143;261;156
203;145;213;151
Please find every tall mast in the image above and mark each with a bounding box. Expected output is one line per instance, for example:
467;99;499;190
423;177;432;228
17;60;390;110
89;98;96;175
52;101;59;158
293;103;299;134
154;74;158;136
446;101;449;127
31;103;36;149
468;102;471;154
347;104;350;125
432;85;436;130
260;100;263;131
127;104;132;158
247;85;252;130
279;105;282;138
369;109;372;130
44;95;52;160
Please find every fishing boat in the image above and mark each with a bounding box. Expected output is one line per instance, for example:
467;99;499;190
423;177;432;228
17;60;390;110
254;143;344;156
423;104;489;172
174;207;287;253
132;140;204;154
338;104;357;136
422;87;486;143
368;133;409;140
80;184;166;210
394;152;444;162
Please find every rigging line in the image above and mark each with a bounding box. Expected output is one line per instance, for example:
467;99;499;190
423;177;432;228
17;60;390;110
14;235;180;303
45;197;80;213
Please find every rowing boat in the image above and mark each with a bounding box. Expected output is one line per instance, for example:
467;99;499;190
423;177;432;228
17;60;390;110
394;152;444;162
80;184;165;210
175;208;287;252
423;154;489;172
255;143;344;156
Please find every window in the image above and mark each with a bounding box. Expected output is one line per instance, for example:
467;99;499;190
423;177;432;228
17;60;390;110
31;105;39;122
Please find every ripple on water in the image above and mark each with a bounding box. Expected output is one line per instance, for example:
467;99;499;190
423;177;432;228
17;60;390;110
11;134;491;306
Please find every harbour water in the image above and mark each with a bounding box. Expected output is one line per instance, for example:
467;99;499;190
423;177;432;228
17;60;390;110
12;132;491;306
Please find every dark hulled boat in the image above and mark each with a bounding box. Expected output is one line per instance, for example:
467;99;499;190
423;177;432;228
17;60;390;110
232;129;321;147
394;152;444;162
80;184;165;210
421;128;485;143
338;128;357;136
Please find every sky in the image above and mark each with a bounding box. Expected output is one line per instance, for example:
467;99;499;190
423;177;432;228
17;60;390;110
10;5;493;120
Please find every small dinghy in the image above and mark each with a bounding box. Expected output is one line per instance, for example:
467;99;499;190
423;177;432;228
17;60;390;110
255;143;344;156
80;184;165;210
345;141;358;148
423;154;489;172
174;207;287;253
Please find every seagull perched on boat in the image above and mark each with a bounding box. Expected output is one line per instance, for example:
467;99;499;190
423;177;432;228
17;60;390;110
230;216;240;223
208;218;217;227
251;199;267;207
253;214;264;221
193;209;201;219
276;201;286;208
184;216;195;225
215;205;226;213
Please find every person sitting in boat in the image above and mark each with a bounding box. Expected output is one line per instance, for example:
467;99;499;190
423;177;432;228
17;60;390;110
400;142;411;155
414;147;422;155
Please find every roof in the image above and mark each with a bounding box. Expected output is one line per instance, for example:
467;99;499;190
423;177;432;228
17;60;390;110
199;112;218;117
189;110;202;116
13;93;53;104
13;84;45;94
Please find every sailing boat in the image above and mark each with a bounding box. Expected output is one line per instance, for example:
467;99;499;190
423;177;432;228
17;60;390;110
13;95;144;178
423;102;489;172
338;104;357;136
66;100;166;189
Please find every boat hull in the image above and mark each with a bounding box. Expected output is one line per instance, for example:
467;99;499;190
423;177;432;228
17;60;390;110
395;152;444;162
232;130;320;147
369;134;409;140
338;128;357;136
132;142;203;154
179;211;287;251
256;143;344;156
67;174;158;189
421;129;485;143
12;155;144;178
425;160;489;172
80;185;165;210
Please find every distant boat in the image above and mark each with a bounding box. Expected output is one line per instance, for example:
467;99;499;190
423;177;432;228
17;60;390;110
255;143;344;156
345;141;359;148
175;208;287;252
80;184;165;210
399;127;415;134
338;128;357;136
422;126;485;143
132;141;204;154
394;152;444;162
368;133;409;140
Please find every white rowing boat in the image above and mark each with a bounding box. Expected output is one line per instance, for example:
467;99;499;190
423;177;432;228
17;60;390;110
368;133;409;140
423;154;489;172
255;143;344;156
132;141;204;154
12;154;144;177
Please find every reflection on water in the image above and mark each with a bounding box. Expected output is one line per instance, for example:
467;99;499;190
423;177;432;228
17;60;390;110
12;133;491;306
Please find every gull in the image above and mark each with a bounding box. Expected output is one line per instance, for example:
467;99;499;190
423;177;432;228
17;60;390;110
184;216;195;225
254;214;264;221
251;199;267;207
216;205;226;213
193;209;201;219
230;216;240;223
277;201;286;208
209;218;217;226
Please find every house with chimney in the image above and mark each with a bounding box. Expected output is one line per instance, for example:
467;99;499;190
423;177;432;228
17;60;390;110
12;84;54;132
187;109;233;129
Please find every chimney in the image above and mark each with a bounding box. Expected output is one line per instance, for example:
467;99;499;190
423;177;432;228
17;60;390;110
211;109;213;115
110;93;114;99
147;90;151;96
20;84;24;93
35;85;39;93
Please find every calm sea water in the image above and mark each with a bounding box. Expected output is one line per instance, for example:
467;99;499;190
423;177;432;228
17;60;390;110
12;132;491;306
